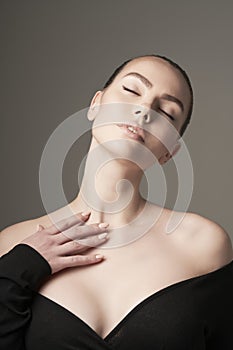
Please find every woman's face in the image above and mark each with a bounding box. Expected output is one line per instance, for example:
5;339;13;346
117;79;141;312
88;56;191;165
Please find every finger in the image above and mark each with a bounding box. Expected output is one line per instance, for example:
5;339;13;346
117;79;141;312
59;222;109;243
46;211;91;235
77;232;109;248
59;232;109;254
59;253;105;269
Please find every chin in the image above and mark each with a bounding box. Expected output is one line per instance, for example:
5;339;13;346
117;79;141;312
100;142;156;172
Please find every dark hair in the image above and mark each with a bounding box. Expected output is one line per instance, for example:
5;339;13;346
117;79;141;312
103;54;193;137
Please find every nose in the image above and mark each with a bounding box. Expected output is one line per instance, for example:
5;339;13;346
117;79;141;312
133;106;151;124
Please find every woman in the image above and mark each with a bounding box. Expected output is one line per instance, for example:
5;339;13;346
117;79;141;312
0;54;233;349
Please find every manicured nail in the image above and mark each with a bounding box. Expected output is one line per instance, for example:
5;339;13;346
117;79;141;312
98;232;108;239
95;254;104;259
98;222;109;228
81;211;91;217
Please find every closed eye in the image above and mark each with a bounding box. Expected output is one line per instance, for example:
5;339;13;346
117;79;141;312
158;108;175;121
122;86;140;96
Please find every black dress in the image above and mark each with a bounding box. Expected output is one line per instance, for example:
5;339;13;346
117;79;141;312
0;244;233;350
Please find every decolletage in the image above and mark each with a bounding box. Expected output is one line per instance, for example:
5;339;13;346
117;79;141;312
1;244;233;350
24;259;233;349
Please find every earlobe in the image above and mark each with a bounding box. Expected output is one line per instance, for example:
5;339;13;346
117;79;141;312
87;90;103;121
87;106;97;121
159;141;181;165
171;141;181;157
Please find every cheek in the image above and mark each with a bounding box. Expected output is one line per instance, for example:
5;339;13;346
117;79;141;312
145;118;179;159
92;124;115;141
101;89;122;104
147;135;168;160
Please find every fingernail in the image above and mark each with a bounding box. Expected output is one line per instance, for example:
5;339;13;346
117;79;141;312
98;222;109;228
81;211;91;217
95;254;104;259
98;232;108;239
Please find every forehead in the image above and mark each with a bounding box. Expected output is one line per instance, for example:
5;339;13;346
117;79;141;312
116;57;191;111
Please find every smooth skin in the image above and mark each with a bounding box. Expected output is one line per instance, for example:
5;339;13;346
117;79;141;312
21;212;110;274
0;56;233;339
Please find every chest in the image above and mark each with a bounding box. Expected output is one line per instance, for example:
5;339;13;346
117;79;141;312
38;241;196;339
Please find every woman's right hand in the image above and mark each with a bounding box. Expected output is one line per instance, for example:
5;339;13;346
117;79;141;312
21;212;109;274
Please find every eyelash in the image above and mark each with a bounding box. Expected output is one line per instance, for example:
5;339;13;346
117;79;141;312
123;86;140;96
158;109;175;121
122;85;176;121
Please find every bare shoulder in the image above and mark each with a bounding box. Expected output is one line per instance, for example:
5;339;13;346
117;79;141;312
0;219;35;256
0;213;51;257
0;204;77;256
177;211;233;273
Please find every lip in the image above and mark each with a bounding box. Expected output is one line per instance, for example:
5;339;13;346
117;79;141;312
116;123;145;143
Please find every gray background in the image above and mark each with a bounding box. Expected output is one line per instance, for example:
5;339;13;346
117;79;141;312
1;1;233;242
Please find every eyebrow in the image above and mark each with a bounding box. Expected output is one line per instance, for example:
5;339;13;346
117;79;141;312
122;72;184;112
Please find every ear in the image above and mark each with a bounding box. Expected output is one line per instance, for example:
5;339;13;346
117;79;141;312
158;140;181;165
87;90;103;121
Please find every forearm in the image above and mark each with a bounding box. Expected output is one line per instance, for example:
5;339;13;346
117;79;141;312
0;244;51;350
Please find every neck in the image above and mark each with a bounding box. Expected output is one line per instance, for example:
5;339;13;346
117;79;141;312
71;138;146;228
